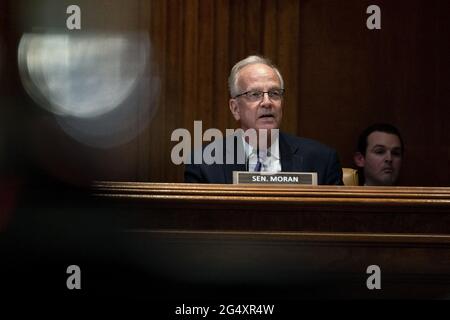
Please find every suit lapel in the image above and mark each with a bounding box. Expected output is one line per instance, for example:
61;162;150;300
280;132;302;172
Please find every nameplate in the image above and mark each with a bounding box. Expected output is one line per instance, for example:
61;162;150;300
232;171;318;185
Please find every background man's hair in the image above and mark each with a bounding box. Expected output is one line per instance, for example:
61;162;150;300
356;123;404;156
228;55;284;98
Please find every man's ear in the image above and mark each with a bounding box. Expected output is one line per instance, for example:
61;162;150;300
229;99;240;121
353;152;365;168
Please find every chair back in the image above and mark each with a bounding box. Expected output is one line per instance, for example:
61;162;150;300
342;168;359;186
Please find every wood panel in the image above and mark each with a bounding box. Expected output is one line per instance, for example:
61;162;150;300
5;181;450;300
2;0;449;187
297;0;450;186
89;182;450;298
141;0;449;186
127;230;450;299
93;182;450;233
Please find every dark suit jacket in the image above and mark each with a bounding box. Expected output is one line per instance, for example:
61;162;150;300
184;132;343;185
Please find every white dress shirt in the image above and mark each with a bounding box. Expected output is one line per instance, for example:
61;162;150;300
242;136;282;173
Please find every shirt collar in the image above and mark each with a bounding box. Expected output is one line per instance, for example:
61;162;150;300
241;134;280;160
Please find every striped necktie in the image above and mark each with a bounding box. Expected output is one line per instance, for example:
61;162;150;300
254;149;265;172
254;159;262;172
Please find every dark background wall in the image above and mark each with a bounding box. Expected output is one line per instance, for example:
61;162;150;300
1;0;449;186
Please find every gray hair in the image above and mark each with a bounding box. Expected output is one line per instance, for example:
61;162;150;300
228;55;284;98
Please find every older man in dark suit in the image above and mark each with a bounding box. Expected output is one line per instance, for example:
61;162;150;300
185;55;343;185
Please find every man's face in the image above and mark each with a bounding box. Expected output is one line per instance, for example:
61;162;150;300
354;131;403;186
229;63;283;132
